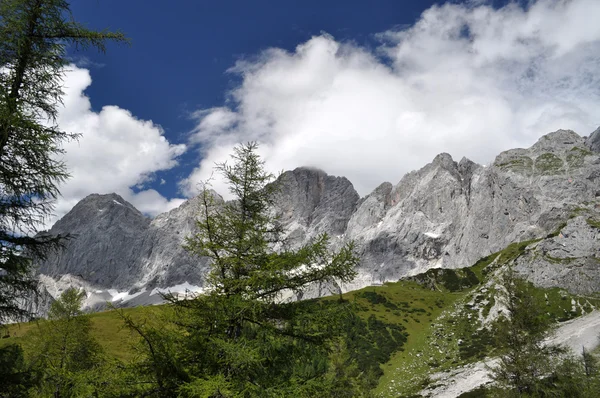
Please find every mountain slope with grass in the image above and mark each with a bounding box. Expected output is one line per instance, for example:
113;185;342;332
7;223;600;396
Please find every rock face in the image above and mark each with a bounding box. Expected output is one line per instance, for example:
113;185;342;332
38;193;210;292
586;126;600;153
37;168;361;299
37;128;600;302
40;193;151;289
513;215;600;294
274;167;360;245
348;129;600;289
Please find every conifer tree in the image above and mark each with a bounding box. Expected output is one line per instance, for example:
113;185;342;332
489;269;564;397
0;0;126;324
26;288;105;397
135;142;362;397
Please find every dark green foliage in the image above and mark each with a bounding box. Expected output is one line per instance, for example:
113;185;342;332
26;288;108;397
488;270;571;397
459;328;495;362
340;310;407;379
0;0;126;325
358;291;398;309
408;268;480;292
0;343;33;397
123;143;364;397
457;386;491;397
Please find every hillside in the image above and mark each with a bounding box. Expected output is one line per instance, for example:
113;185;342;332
8;230;600;397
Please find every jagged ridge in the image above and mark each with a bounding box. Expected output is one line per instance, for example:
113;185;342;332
36;128;600;305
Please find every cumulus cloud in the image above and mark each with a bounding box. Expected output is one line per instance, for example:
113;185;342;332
182;0;600;198
47;66;186;228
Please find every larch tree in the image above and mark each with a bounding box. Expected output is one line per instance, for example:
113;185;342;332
0;0;126;325
130;142;365;397
26;288;106;397
489;269;565;397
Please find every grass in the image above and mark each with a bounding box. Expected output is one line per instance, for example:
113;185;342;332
1;305;166;362
534;153;564;175
3;229;599;397
566;146;593;169
496;156;533;175
372;234;600;397
586;218;600;229
358;280;463;397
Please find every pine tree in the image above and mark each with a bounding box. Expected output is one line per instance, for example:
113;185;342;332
132;142;361;397
0;0;126;324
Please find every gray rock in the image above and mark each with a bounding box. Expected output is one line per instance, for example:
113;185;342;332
586;126;600;153
37;193;151;289
36;128;600;302
514;215;600;294
343;129;600;291
37;193;211;291
274;167;360;246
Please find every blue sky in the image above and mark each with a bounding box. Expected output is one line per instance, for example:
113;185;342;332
49;0;600;225
67;0;438;199
70;0;434;119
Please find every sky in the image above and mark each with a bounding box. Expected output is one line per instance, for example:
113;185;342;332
47;0;600;228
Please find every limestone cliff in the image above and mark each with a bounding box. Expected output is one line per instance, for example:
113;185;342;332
36;128;600;304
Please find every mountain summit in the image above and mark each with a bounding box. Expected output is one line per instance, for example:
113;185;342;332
37;129;600;307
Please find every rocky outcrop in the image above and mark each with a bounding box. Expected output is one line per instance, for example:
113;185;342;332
345;129;600;292
37;128;600;302
38;193;151;288
514;214;600;294
36;168;361;298
274;167;360;246
586;126;600;153
38;193;210;292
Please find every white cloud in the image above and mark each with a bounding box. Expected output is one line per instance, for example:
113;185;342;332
182;0;600;199
46;66;186;228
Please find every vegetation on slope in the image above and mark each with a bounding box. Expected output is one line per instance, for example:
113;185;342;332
3;201;600;396
3;234;600;397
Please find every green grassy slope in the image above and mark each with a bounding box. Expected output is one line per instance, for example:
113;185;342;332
3;236;599;397
1;305;165;362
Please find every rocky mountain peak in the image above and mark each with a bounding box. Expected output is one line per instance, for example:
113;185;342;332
275;167;360;243
36;127;600;307
51;193;149;235
74;192;136;211
587;126;600;152
531;129;584;152
431;152;455;168
40;194;151;289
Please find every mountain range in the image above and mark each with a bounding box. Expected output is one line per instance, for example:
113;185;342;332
35;128;600;309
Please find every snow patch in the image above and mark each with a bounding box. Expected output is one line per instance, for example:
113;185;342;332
150;282;204;297
424;232;440;238
107;288;146;303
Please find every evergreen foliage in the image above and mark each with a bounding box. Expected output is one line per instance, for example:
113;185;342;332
0;343;33;397
487;269;600;397
0;0;126;325
26;288;107;397
489;269;563;396
123;142;365;397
